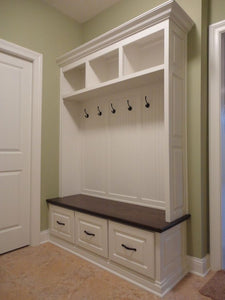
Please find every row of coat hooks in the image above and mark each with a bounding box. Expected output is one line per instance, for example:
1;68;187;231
84;96;150;118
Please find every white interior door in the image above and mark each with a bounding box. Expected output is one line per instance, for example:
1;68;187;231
0;51;32;254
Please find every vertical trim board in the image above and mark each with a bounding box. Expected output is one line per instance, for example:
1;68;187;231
209;20;225;270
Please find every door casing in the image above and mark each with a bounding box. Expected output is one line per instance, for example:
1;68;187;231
209;20;225;270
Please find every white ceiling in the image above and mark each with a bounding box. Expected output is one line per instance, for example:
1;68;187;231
43;0;121;23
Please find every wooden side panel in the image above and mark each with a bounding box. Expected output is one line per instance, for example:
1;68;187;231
155;223;187;283
165;21;187;221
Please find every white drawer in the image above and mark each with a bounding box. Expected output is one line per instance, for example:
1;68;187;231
109;221;155;278
49;205;74;243
75;212;108;258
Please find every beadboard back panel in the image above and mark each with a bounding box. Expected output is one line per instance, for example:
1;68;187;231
60;99;81;196
61;81;165;209
81;98;108;197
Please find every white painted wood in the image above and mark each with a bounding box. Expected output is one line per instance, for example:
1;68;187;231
87;49;119;86
164;21;187;222
48;205;188;297
155;223;187;283
49;205;75;243
59;2;192;219
139;84;165;207
0;52;32;254
123;29;164;75
80;98;108;197
109;221;155;278
74;83;165;208
187;254;210;277
60;98;81;197
62;63;85;94
62;22;166;101
0;39;42;247
209;20;225;270
63;66;164;102
75;212;108;257
107;92;140;202
57;2;193;295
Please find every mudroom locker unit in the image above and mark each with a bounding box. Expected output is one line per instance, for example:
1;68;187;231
47;0;194;296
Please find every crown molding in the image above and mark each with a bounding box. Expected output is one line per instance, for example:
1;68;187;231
57;0;193;67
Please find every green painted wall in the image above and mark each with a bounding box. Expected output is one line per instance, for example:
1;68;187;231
209;0;225;24
0;0;82;231
82;0;208;258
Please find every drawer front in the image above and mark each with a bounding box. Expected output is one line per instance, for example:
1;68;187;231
109;221;155;278
49;205;74;243
75;212;108;258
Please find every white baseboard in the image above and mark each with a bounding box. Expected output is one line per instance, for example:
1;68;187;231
187;254;210;277
40;230;49;244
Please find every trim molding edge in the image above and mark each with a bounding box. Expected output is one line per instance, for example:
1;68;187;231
40;230;49;244
187;255;210;277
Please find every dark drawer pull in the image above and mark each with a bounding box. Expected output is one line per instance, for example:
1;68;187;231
56;220;65;226
121;244;137;251
84;230;95;237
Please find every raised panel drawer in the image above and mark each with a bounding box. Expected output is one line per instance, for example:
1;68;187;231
109;221;155;278
75;212;108;258
49;205;74;243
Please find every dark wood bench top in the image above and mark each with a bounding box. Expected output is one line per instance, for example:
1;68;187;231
46;194;190;233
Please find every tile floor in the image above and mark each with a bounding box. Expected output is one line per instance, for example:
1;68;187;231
0;243;213;299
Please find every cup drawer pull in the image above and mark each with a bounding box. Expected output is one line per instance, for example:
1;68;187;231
84;230;95;237
121;243;137;251
56;220;65;226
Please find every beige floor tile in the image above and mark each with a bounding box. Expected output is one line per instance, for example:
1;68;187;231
0;243;213;300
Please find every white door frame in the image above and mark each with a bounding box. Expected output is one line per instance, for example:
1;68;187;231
209;20;225;270
0;39;42;246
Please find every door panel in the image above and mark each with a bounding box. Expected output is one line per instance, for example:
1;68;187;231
0;172;21;228
0;61;21;150
0;52;32;254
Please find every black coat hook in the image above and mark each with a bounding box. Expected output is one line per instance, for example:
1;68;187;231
97;106;102;116
84;109;89;118
127;100;132;111
145;96;150;108
111;103;116;114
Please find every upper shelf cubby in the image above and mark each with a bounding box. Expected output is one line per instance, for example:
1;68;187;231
123;30;164;75
87;49;119;86
62;63;85;95
61;29;165;101
58;0;194;103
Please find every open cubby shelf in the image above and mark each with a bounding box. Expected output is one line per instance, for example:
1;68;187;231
63;65;164;102
62;63;85;95
87;49;119;86
123;29;164;75
61;28;165;101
